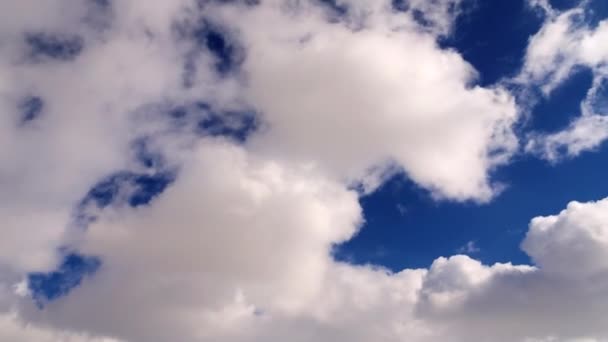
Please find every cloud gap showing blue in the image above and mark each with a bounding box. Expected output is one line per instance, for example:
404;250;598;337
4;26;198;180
132;137;166;170
391;0;409;12
439;0;544;86
193;22;243;75
177;14;245;86
317;0;348;16
38;138;175;306
168;102;259;142
197;110;259;142
391;0;459;30
529;67;594;133
26;32;84;61
81;171;175;210
18;96;44;124
28;253;101;308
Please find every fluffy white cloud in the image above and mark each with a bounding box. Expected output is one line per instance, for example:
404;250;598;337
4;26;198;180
0;0;518;282
213;0;519;201
0;0;239;273
527;113;608;161
523;199;608;276
11;170;608;342
0;0;519;275
3;1;608;342
522;1;608;160
14;138;362;342
416;199;608;342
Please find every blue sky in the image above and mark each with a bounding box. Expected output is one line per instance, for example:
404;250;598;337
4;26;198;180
3;0;608;341
336;0;608;271
336;136;608;270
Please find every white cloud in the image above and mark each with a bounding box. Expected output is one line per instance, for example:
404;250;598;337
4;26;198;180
11;176;608;341
417;198;608;341
15;138;362;341
0;0;239;273
526;113;608;161
211;0;519;201
0;0;521;296
523;199;608;276
0;0;519;275
4;1;608;342
521;2;608;160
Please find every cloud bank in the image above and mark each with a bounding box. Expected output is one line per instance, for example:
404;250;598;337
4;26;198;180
1;1;607;342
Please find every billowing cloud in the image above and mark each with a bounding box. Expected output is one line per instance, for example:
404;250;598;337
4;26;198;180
2;1;608;342
14;138;362;341
0;0;517;280
9;148;608;342
220;0;519;200
0;0;240;273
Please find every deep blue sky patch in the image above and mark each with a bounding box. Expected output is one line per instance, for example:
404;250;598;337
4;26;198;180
28;253;101;307
336;140;608;271
194;22;243;75
81;171;175;209
391;0;409;12
440;0;544;86
528;67;594;133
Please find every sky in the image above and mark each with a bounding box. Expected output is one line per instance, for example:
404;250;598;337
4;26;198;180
2;0;608;341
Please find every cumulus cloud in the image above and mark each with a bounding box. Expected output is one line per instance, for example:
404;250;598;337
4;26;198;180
521;1;608;160
0;0;518;279
219;0;519;201
14;139;362;341
3;1;608;342
10;161;608;342
0;0;516;282
0;0;240;273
